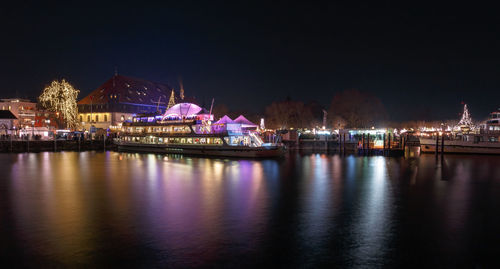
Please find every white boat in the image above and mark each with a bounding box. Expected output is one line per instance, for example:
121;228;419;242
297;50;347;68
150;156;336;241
420;107;500;154
419;138;500;154
116;103;285;158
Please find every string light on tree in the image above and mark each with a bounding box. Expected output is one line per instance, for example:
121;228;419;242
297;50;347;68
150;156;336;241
455;103;475;132
167;89;176;109
39;79;79;129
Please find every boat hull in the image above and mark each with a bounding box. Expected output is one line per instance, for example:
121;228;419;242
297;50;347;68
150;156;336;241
420;138;500;154
116;142;285;158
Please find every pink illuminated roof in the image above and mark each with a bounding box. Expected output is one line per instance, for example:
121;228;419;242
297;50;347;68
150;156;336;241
162;103;203;119
215;115;234;124
234;115;257;127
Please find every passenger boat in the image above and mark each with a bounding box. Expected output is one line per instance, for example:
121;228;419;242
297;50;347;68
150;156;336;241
420;107;500;154
115;103;285;157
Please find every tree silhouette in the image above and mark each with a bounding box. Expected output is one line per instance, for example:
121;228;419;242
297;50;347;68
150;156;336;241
328;89;387;128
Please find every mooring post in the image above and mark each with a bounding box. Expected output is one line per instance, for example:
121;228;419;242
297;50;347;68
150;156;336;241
383;133;386;154
403;134;406;150
435;133;439;155
343;133;346;153
388;133;391;151
441;133;445;154
362;133;365;153
367;133;370;153
326;134;328;152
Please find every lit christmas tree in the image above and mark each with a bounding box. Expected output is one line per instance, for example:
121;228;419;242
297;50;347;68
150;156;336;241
39;79;79;129
455;103;475;132
167;89;176;109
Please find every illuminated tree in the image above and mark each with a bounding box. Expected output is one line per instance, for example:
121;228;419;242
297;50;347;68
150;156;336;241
39;79;79;129
167;89;176;109
457;104;473;126
454;103;475;132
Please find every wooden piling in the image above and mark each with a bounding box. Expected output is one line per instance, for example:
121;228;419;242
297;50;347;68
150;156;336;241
435;133;439;155
403;134;406;150
367;134;370;151
362;133;365;152
343;133;346;152
388;133;391;150
338;134;341;152
383;133;386;153
441;134;445;154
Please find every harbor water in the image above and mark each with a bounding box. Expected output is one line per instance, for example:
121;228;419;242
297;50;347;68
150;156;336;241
0;151;499;267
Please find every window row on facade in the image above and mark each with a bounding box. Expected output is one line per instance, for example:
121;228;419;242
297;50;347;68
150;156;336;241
124;125;191;134
124;136;224;145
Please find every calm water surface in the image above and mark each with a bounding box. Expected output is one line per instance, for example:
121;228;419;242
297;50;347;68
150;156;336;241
0;152;499;267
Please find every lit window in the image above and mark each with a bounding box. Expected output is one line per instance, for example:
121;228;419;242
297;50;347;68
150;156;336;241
104;115;108;122
95;115;99;122
87;115;90;122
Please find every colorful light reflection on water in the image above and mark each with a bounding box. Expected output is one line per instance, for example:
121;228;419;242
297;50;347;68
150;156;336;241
0;152;499;267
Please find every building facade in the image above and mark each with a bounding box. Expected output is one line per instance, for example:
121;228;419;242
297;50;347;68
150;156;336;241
0;98;37;129
0;110;17;135
77;75;189;131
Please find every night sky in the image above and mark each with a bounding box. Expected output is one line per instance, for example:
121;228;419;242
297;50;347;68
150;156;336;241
2;1;499;121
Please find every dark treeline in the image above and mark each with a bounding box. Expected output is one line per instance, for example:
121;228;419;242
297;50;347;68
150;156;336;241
211;89;465;129
212;89;392;129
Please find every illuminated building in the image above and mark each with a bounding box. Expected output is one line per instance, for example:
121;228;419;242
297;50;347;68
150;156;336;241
0;110;17;134
77;74;192;131
0;98;37;129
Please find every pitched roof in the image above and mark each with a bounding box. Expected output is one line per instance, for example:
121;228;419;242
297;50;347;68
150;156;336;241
215;115;234;124
78;75;180;106
0;110;17;119
233;115;257;126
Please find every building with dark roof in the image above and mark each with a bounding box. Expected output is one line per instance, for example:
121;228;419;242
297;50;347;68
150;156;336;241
78;74;191;130
0;98;37;129
0;110;17;134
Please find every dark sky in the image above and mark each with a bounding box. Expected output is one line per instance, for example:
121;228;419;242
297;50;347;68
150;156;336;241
1;1;499;121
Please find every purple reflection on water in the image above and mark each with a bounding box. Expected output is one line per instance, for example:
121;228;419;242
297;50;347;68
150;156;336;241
0;152;499;267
